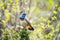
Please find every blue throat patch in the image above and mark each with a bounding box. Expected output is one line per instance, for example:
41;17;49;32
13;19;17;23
19;13;26;19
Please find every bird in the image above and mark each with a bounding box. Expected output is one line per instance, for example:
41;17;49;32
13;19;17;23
19;12;34;31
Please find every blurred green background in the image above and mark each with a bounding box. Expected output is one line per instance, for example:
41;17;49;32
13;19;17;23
0;0;60;40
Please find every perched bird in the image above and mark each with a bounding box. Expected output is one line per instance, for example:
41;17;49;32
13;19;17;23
19;11;34;31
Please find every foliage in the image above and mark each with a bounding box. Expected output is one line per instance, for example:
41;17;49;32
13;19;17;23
0;0;60;40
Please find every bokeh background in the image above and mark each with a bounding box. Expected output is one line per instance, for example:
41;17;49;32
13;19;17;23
0;0;60;40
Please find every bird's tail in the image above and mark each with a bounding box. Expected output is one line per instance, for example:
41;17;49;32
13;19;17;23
25;19;34;31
